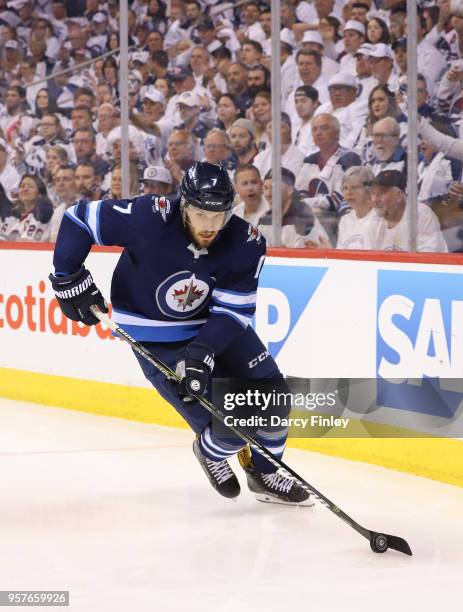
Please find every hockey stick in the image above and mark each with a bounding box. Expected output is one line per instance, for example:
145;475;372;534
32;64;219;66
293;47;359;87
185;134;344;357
91;307;412;557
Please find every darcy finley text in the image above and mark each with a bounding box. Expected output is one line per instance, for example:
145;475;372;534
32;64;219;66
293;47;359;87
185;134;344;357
223;415;350;429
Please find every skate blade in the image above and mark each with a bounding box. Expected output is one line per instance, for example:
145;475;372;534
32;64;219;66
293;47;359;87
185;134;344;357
253;493;315;507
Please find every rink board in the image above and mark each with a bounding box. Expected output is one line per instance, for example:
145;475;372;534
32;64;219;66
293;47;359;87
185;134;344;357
0;243;462;487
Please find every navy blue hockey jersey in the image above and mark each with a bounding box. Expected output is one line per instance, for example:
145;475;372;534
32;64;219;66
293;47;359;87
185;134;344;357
52;195;266;355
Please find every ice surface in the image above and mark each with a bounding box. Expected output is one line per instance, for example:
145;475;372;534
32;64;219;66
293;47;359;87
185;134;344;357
0;398;461;612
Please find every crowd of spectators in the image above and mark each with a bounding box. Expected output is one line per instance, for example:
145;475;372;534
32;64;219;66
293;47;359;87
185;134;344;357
1;0;463;252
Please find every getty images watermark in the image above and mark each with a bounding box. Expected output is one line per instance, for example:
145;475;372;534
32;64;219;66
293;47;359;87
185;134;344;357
221;388;349;430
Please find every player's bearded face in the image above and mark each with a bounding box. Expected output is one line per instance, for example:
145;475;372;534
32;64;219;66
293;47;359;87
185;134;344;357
185;205;226;247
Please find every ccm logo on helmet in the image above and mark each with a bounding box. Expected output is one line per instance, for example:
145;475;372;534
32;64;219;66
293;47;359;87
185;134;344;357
248;350;269;369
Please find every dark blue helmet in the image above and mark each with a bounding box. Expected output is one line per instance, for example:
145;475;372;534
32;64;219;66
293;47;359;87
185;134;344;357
180;162;235;212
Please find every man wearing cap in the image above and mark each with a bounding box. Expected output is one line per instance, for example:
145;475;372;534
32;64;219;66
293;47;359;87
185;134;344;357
260;167;330;248
141;165;173;196
132;86;167;133
229;118;259;167
87;11;109;56
314;72;367;150
292;85;320;157
354;43;377;103
340;20;366;76
176;90;209;144
254;113;305;180
164;66;212;126
300;31;339;79
367;43;400;93
3;40;21;81
369;170;447;252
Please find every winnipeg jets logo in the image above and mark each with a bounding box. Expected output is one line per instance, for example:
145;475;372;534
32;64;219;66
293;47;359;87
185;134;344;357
172;278;205;311
152;196;170;222
247;224;261;243
156;271;210;319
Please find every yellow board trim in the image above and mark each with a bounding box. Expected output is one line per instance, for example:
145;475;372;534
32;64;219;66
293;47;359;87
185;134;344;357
1;367;462;488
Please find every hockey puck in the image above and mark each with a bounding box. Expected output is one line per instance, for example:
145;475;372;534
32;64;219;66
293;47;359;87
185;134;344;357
370;533;388;553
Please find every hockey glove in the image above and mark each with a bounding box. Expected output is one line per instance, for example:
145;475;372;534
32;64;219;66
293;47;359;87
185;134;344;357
49;266;108;326
175;342;215;401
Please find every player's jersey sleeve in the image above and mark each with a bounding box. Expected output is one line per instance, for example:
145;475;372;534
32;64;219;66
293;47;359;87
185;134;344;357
52;195;164;274
194;226;266;355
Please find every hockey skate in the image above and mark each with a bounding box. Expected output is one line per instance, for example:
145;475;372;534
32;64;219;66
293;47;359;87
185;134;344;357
193;437;240;499
238;445;314;507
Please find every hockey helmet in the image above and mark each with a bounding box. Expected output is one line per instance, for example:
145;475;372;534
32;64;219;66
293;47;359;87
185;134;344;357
180;162;235;212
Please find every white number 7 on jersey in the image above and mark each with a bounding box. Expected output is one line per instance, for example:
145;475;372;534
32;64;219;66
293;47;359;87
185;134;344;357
113;202;133;215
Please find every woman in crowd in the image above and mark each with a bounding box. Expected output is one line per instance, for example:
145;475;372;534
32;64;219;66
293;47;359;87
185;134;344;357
355;85;407;162
109;163;140;199
0;174;53;242
250;91;272;148
216;94;241;131
44;145;69;205
34;88;58;119
319;16;342;60
366;17;391;45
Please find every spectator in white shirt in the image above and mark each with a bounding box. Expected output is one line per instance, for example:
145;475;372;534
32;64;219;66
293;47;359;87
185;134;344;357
340;20;366;76
315;72;365;150
0;139;20;202
300;30;339;79
370;170;448;252
233;163;270;225
260;167;330;248
254;112;305;180
366;43;400;93
336;165;381;249
285;49;329;122
292;85;320;157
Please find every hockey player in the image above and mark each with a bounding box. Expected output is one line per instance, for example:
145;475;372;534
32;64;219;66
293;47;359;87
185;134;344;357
49;162;311;506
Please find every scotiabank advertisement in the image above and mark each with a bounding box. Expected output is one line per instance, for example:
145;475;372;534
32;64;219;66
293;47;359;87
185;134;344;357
1;246;463;422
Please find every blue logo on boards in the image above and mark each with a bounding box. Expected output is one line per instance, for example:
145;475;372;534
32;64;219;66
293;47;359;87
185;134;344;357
377;270;463;418
254;264;327;358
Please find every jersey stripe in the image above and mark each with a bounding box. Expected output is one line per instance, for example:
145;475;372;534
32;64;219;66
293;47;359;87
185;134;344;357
212;289;256;307
86;200;103;245
64;207;92;236
210;305;253;327
112;309;207;328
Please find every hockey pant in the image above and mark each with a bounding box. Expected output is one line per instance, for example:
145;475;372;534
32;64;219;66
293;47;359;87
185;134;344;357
134;325;289;473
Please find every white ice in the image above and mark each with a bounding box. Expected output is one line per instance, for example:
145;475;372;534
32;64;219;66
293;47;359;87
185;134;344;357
0;398;462;612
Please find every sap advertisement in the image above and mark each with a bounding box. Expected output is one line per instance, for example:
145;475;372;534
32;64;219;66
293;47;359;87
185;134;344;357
0;246;462;432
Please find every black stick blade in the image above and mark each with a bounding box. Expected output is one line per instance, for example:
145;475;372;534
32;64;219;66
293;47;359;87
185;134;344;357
385;534;413;556
370;531;412;556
